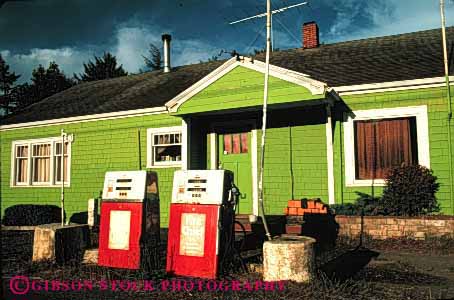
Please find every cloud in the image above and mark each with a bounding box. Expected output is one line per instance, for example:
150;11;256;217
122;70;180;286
113;24;221;72
2;23;221;83
0;47;97;83
323;0;454;42
3;0;454;83
113;25;162;72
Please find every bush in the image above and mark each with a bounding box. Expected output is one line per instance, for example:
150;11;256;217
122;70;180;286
330;192;385;216
2;204;63;226
381;165;440;216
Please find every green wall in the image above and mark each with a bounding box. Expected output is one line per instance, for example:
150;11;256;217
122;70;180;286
0;113;182;226
261;108;328;215
334;86;454;214
176;66;321;115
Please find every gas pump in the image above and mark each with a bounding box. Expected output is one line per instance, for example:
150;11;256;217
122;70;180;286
98;171;160;270
166;170;236;279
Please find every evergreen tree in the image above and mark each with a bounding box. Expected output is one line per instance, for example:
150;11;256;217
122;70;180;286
143;43;162;71
0;54;20;115
31;62;73;102
75;52;128;82
4;62;74;115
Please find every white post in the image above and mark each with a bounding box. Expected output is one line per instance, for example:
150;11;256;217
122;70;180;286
326;105;335;205
258;0;272;241
60;129;66;227
182;118;190;170
440;0;454;215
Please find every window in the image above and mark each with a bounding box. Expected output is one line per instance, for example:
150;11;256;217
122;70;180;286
354;117;418;180
11;137;72;187
147;126;182;167
15;145;29;185
32;143;51;184
223;133;248;154
55;142;69;183
344;106;430;186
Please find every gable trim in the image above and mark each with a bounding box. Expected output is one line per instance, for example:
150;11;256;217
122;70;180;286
165;56;327;113
334;76;454;95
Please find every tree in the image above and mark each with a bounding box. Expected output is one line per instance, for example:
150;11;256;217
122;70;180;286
75;52;128;82
142;43;162;71
7;83;32;110
0;54;20;115
4;62;74;114
31;62;74;102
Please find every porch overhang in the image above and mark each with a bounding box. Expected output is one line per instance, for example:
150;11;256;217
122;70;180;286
173;97;336;119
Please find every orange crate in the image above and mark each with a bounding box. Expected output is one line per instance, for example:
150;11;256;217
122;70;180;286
288;207;298;215
288;200;302;208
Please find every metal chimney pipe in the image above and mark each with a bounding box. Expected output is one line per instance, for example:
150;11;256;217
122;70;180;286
162;34;171;73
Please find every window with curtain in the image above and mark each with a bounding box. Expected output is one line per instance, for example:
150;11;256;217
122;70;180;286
15;145;29;184
354;117;418;180
32;143;51;183
223;133;248;154
55;142;69;183
11;137;71;186
147;126;182;167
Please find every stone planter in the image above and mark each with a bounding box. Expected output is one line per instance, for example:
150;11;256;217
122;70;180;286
263;235;316;283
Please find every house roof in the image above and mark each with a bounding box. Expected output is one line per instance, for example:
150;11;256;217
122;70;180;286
2;26;453;126
0;60;226;125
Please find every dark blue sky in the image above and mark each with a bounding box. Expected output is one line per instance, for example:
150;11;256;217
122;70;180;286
1;0;453;83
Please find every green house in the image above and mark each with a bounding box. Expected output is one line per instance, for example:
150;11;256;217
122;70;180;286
1;25;454;226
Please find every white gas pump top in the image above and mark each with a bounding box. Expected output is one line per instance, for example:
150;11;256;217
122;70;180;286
172;170;230;205
102;171;147;201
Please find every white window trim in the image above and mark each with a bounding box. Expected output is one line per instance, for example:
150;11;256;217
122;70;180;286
146;126;183;168
344;105;430;187
10;136;72;187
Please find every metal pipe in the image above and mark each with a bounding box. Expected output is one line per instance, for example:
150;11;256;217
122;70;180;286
258;0;272;241
440;0;454;214
162;34;172;73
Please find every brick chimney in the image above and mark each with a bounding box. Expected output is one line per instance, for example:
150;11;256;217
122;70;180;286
302;21;319;49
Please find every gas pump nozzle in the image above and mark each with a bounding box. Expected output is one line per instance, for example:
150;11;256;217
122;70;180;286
229;185;240;206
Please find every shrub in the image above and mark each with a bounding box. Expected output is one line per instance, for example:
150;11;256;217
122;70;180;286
381;165;440;216
2;204;63;226
330;192;384;216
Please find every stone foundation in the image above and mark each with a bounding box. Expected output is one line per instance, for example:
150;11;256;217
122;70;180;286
335;215;454;240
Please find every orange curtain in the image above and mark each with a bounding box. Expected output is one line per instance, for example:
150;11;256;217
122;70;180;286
355;118;414;179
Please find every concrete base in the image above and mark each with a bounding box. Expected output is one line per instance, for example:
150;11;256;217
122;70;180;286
263;235;316;283
82;248;99;264
31;223;89;264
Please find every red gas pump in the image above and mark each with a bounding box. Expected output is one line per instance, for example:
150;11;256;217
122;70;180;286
98;171;160;270
166;170;236;279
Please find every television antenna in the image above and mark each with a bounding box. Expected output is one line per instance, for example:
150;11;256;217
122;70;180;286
229;2;307;25
230;1;308;50
229;1;308;241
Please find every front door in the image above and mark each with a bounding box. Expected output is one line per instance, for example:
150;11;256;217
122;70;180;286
218;131;253;214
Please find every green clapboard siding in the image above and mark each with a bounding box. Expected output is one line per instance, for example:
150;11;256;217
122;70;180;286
0;114;182;226
176;66;322;115
333;86;454;215
261;123;328;215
